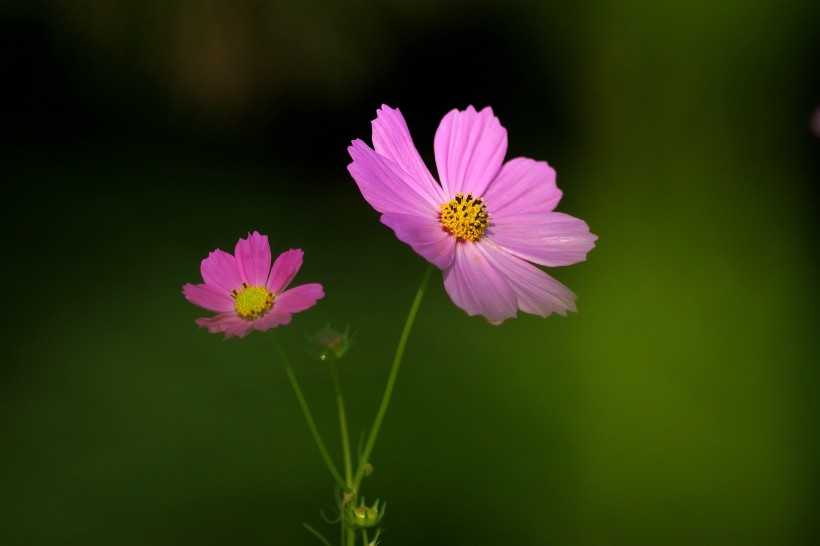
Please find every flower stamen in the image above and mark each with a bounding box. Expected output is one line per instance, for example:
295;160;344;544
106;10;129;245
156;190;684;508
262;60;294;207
440;192;490;242
232;282;275;320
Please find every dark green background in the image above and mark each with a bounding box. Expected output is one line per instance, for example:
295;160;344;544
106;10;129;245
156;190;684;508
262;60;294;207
2;1;818;544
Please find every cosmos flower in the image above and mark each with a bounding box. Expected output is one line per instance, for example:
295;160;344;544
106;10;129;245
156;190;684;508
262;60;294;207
348;105;597;324
183;232;324;339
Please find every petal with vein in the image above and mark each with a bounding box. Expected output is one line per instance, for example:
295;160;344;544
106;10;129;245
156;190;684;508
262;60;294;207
381;212;456;269
480;242;578;317
348;140;439;215
195;312;244;336
372;105;444;205
235;231;272;287
434;106;507;197
183;283;234;312
443;242;518;324
253;284;324;331
200;249;243;293
488;212;597;267
267;249;304;294
483;157;562;216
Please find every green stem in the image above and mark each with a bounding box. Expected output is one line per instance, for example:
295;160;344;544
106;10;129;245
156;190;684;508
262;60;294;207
352;265;434;490
271;335;346;489
302;523;333;546
330;360;353;488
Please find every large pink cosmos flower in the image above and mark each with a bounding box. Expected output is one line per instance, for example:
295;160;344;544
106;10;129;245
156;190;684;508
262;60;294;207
348;105;597;324
183;232;324;339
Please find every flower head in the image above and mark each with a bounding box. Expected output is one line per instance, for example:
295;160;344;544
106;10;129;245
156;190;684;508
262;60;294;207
348;105;597;324
183;232;324;339
344;499;384;529
306;324;356;361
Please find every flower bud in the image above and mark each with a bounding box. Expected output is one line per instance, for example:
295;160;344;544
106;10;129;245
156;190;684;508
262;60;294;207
307;324;355;361
344;499;383;529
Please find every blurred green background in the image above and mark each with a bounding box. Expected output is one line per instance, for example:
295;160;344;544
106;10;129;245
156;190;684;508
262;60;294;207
2;0;818;544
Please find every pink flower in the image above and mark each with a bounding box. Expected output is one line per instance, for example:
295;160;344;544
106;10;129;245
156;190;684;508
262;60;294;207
183;232;324;339
348;105;597;324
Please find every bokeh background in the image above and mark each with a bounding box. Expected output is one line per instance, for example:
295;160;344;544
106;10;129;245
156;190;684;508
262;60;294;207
2;1;818;544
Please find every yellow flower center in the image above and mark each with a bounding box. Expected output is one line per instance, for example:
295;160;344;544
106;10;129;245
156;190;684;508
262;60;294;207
232;283;275;320
440;192;490;242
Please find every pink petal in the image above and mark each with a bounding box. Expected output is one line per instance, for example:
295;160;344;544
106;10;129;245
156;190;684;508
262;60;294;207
434;106;508;198
381;212;456;269
195;312;247;339
371;105;444;203
267;248;304;294
200;249;243;293
488;212;597;267
252;284;325;331
348;140;441;215
483;157;562;216
225;319;255;339
479;242;578;317
274;283;325;314
252;309;294;331
235;231;271;287
442;242;518;324
183;283;235;312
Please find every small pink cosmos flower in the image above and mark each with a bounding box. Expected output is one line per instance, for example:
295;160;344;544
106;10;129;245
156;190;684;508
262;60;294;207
183;232;324;339
812;106;820;138
348;105;597;324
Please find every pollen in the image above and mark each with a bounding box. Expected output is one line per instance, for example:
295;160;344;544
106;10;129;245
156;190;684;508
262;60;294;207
440;192;490;242
232;283;275;320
